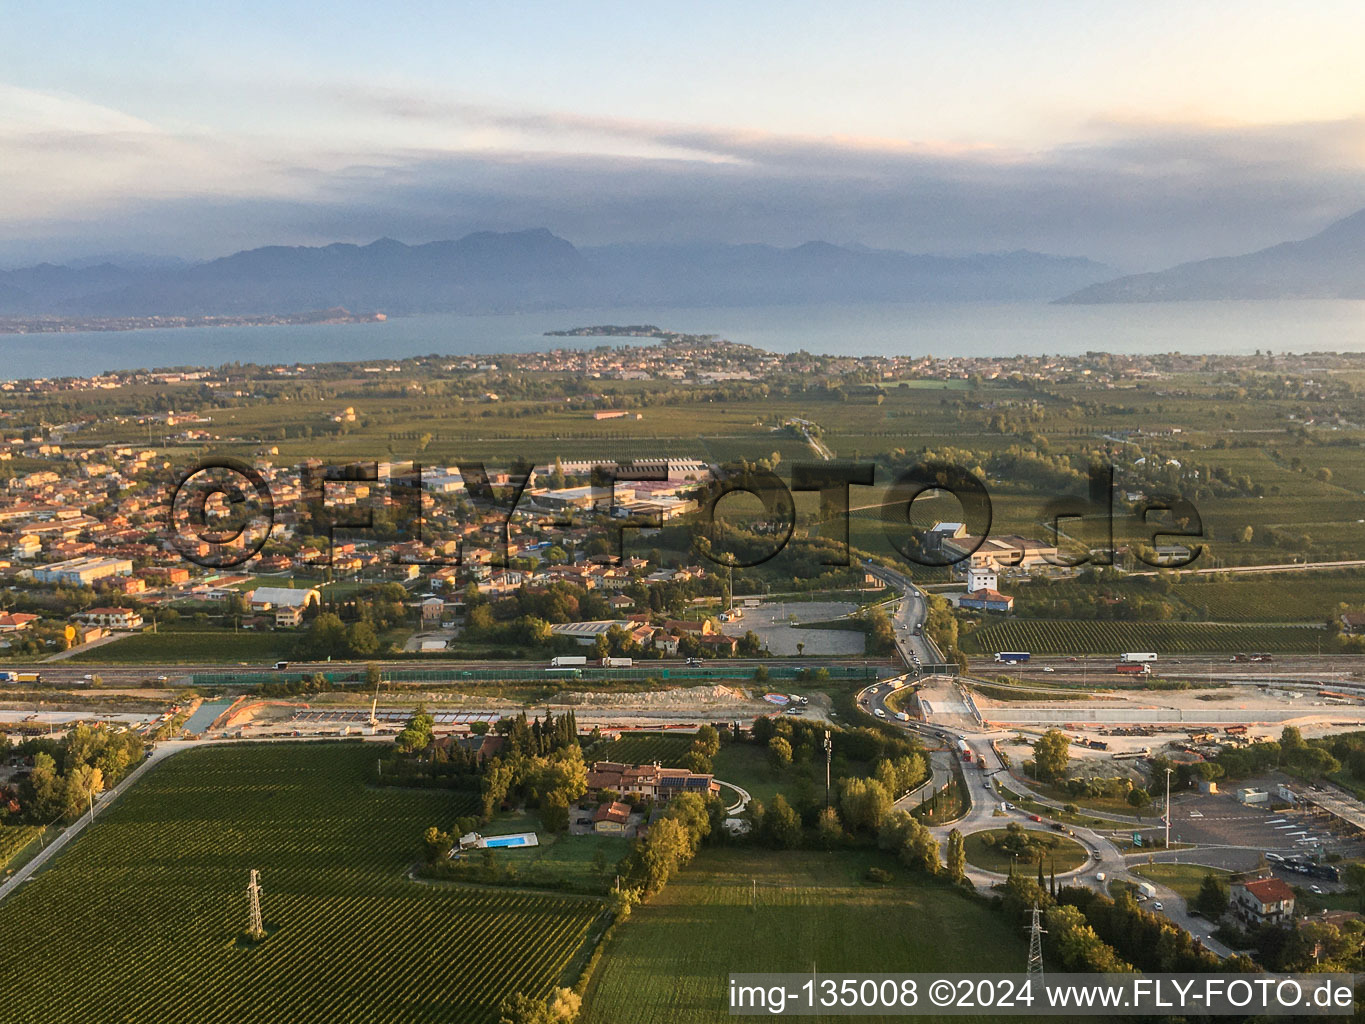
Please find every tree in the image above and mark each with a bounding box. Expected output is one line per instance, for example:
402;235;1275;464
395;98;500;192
768;736;793;770
1126;788;1152;812
839;777;893;833
945;828;967;882
498;993;546;1024
1032;729;1071;783
422;826;454;863
546;988;581;1021
681;750;713;775
815;806;844;849
639;816;694;893
541;792;570;834
692;724;721;758
764;793;802;849
898;818;940;873
1195;872;1229;919
345;620;379;657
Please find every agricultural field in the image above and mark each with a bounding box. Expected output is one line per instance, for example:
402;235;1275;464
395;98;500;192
0;825;43;872
581;847;1028;1024
584;732;695;767
0;743;603;1024
962;618;1334;656
65;629;297;664
1170;576;1365;622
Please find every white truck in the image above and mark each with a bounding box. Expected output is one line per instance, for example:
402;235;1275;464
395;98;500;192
600;657;633;668
550;656;588;668
1135;881;1157;899
1120;652;1158;664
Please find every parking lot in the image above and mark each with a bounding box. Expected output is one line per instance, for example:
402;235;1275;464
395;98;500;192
734;601;866;656
1146;787;1364;876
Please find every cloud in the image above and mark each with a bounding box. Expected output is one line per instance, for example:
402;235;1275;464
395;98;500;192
1;82;1363;269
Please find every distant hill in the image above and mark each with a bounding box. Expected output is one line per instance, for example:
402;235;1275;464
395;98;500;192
1058;207;1365;303
0;230;1113;317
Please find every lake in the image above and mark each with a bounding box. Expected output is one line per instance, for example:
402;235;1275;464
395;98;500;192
5;298;1365;379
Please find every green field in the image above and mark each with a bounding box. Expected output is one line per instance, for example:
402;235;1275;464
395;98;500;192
1132;862;1231;902
585;732;696;767
0;825;43;872
961;828;1089;874
0;743;603;1024
962;618;1333;656
582;847;1026;1024
65;629;297;664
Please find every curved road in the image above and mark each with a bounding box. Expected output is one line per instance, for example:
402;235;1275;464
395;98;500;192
853;678;1233;957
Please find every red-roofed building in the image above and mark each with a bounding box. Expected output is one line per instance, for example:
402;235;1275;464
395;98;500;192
958;588;1015;613
1232;876;1296;926
586;760;719;803
0;612;38;633
591;800;631;834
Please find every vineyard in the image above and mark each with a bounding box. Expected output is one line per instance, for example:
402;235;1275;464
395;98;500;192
0;743;603;1024
0;825;42;871
962;619;1333;656
584;733;695;767
582;847;1022;1023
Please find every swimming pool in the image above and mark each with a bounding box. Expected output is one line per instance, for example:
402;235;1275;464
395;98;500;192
480;832;539;849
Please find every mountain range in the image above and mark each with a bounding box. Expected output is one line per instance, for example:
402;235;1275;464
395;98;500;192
1059;206;1365;303
0;231;1114;318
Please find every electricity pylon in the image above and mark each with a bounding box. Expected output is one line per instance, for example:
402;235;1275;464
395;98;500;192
247;869;265;940
1025;905;1046;978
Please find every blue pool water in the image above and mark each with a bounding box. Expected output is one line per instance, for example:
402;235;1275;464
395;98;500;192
483;833;535;848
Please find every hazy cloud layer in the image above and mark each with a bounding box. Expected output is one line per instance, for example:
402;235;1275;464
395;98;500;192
2;84;1363;269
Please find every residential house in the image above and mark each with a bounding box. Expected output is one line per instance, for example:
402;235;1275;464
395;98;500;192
1232;877;1296;926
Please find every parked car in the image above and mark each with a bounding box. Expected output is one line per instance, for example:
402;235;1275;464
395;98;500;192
1311;885;1324;894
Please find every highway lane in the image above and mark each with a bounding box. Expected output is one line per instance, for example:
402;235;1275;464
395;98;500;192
852;676;1235;953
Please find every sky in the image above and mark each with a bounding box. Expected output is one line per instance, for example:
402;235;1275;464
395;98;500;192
3;1;1365;269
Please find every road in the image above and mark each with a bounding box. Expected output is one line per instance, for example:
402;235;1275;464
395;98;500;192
0;733;395;905
863;564;944;671
0;739;186;903
854;678;1236;956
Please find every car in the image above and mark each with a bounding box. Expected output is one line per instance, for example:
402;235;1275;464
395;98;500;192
1066;657;1078;662
1152;901;1164;911
875;708;886;718
1042;666;1055;673
1311;885;1324;894
1051;822;1065;831
1004;802;1014;810
1095;872;1106;882
1135;893;1148;902
1029;814;1042;822
871;686;880;694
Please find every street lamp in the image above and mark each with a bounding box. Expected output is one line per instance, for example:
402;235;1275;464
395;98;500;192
1164;767;1174;850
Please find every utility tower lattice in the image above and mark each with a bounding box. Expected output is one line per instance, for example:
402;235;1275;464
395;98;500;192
246;869;265;940
1025;905;1046;978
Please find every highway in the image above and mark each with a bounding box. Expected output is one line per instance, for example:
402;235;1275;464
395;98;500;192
862;564;944;671
854;677;1235;957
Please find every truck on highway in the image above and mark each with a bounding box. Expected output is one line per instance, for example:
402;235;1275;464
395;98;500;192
550;656;588;668
894;711;910;721
994;651;1030;663
1115;663;1152;675
1136;881;1157;899
0;671;42;683
598;657;632;668
1120;652;1158;663
956;738;973;763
